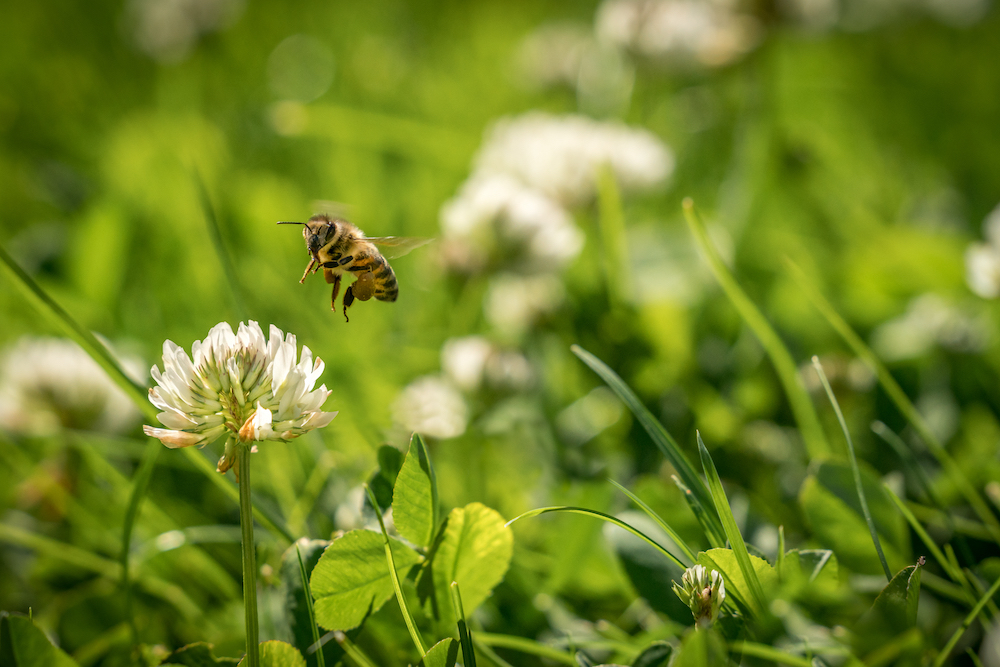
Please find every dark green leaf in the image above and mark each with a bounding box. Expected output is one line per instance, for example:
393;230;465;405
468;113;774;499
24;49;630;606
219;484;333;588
368;445;406;511
631;642;673;667
419;638;459;667
160;642;240;666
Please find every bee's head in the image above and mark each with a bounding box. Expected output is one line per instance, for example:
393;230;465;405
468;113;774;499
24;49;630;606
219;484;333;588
280;215;338;256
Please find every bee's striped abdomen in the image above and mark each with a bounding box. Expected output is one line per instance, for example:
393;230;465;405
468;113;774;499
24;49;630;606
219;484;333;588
371;254;398;302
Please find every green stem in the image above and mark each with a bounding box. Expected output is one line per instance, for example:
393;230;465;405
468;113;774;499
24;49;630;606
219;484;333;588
363;484;426;656
812;357;891;582
934;573;1000;667
450;582;476;667
238;444;260;667
295;543;326;667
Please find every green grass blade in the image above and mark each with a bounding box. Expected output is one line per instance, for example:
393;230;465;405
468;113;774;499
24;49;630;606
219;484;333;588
332;631;379;667
120;440;160;646
473;639;515;667
682;200;829;460
474;633;576;666
296;543;326;667
697;433;767;614
363;484;426;656
597;165;631;306
506;506;686;569
785;257;1000;546
608;479;696;564
194;170;247;320
671;474;727;547
811;357;891;582
727;642;813;667
450;582;477;667
570;344;720;535
933;573;1000;667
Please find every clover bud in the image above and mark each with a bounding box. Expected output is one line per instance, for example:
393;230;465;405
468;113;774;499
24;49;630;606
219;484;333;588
673;564;725;626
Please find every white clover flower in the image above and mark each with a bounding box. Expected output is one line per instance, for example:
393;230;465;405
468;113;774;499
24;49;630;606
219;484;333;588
392;376;468;439
125;0;244;63
441;336;535;393
966;204;1000;299
484;273;566;338
473;112;673;206
516;23;597;90
0;336;143;436
872;294;990;361
440;173;585;272
673;564;726;626
142;321;337;477
596;0;761;69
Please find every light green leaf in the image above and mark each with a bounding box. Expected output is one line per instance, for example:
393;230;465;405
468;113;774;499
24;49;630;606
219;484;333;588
237;641;306;667
778;549;839;589
419;638;460;667
697;548;777;615
431;503;513;627
393;433;439;548
0;613;78;667
799;461;908;575
310;530;423;631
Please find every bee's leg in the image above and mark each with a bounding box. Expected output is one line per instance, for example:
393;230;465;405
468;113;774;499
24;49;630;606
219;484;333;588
329;273;341;312
342;285;355;322
299;258;316;284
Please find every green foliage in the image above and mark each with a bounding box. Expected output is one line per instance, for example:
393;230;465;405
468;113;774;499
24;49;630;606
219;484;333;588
0;613;77;667
279;540;343;667
670;629;727;667
160;642;241;666
309;530;422;631
393;433;439;548
799;461;909;575
697;548;778;616
418;639;459;667
629;642;673;667
236;641;305;667
425;503;512;629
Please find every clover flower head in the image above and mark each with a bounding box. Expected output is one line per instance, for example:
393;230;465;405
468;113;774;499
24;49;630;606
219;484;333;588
142;321;337;478
392;375;468;440
673;564;725;626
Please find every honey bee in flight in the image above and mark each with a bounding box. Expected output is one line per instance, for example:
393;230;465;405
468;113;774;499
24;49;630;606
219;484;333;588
279;214;431;321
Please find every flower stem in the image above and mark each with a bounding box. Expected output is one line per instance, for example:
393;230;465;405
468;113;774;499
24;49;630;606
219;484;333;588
238;444;260;667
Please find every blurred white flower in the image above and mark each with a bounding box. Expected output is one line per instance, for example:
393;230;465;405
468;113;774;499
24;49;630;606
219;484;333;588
966;204;1000;299
474;112;673;205
596;0;761;69
516;23;596;90
872;294;989;361
673;564;726;626
485;273;566;337
441;336;535;393
142;321;337;477
782;0;990;31
440;173;585;272
392;376;468;439
0;336;143;435
125;0;244;63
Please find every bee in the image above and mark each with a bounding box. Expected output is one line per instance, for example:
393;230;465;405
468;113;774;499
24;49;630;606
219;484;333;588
278;214;431;321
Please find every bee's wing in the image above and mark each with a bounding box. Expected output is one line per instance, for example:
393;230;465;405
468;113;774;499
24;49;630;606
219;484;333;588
364;236;434;259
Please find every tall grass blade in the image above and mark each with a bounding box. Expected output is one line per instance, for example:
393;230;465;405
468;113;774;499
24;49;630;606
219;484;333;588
121;440;160;646
671;475;726;547
450;582;477;667
785;258;1000;546
608;479;696;563
193;170;247;320
506;506;687;569
474;633;576;665
682;199;829;460
597;165;631;306
296;543;326;667
1;242;294;543
570;344;720;538
332;631;379;667
697;433;767;614
811;357;891;582
933;573;1000;667
363;484;426;656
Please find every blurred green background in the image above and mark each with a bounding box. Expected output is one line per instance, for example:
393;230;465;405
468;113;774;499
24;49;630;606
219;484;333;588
3;0;1000;664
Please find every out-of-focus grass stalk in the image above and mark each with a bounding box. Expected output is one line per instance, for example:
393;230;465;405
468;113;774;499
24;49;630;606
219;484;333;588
697;433;767;614
288;449;337;536
682;200;830;460
0;522;200;618
194;170;247;320
727;641;814;666
238;445;260;667
597;165;631;306
933;573;1000;667
332;632;378;667
473;639;515;667
295;543;325;667
785;258;1000;546
122;441;159;645
474;633;576;665
450;582;477;667
811;357;891;582
364;484;425;656
72;622;131;667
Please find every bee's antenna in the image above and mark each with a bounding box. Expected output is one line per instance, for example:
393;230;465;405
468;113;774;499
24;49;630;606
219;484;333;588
277;221;305;225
